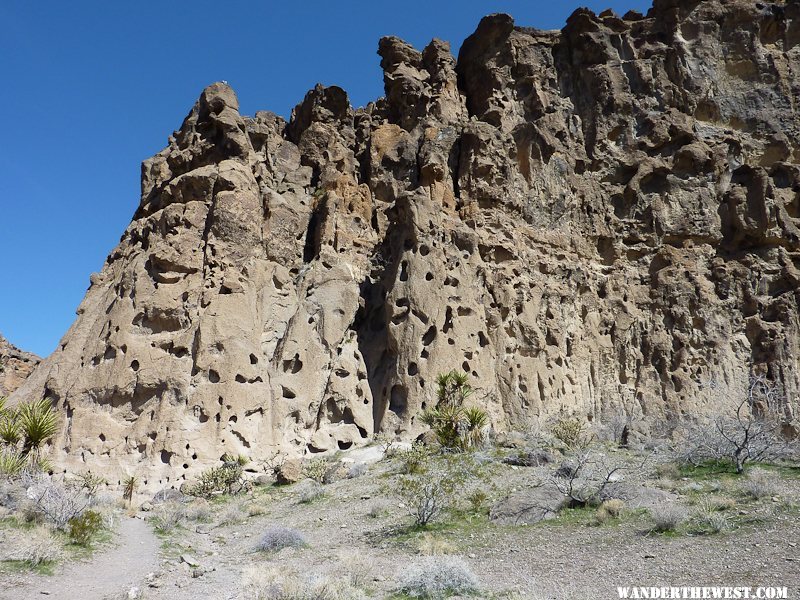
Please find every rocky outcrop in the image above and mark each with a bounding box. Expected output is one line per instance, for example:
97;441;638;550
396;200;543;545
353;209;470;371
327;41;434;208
0;335;40;397
12;0;800;487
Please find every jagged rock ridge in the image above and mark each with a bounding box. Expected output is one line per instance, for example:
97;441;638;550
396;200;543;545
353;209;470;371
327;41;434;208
13;0;800;487
0;335;40;397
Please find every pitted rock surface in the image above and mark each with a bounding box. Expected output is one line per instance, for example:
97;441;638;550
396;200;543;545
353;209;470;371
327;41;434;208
0;335;39;397
12;1;800;487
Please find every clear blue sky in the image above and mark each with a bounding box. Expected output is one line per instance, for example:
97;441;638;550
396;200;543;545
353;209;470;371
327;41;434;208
1;0;652;357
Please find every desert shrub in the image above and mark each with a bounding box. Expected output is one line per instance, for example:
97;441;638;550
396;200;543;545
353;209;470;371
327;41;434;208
186;462;245;499
595;499;625;524
347;462;368;479
150;502;186;534
551;418;590;450
76;471;107;496
24;475;89;530
243;566;366;600
296;481;325;504
340;552;373;588
550;450;647;508
256;525;307;552
467;489;488;513
396;443;431;474
247;502;268;517
4;526;62;566
366;503;383;519
396;556;479;598
740;468;779;500
302;458;329;484
184;500;212;522
217;502;246;526
677;374;797;473
396;456;478;526
649;504;688;533
420;371;488;451
373;432;397;455
654;462;681;479
67;509;104;546
418;532;455;556
690;510;730;535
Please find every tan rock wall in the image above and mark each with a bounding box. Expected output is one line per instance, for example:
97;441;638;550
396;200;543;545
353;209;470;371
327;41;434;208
12;0;800;487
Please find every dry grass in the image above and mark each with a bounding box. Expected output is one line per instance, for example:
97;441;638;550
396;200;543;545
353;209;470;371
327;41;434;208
1;526;63;566
243;566;366;600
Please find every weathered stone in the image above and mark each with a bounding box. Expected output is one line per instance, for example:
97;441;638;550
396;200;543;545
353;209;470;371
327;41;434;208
275;459;303;485
0;335;39;397
9;1;800;487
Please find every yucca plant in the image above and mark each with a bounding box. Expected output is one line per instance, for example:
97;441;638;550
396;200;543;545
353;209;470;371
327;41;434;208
0;416;21;446
122;475;137;506
422;372;487;451
0;449;26;476
464;407;489;448
18;398;58;455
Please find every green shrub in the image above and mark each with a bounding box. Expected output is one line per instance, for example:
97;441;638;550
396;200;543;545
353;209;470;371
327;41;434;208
551;418;589;450
68;510;104;546
187;463;245;499
396;443;431;474
76;471;106;496
302;458;329;483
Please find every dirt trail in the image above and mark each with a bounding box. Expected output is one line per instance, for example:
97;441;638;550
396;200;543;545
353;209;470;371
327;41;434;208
6;516;160;600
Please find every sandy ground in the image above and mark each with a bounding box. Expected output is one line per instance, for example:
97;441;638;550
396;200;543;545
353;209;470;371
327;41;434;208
2;449;800;600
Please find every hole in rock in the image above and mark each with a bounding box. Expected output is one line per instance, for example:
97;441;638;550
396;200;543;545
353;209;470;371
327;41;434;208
209;369;220;383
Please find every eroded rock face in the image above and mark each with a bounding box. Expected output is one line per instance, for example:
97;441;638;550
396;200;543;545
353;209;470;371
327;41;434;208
12;0;800;487
0;335;40;397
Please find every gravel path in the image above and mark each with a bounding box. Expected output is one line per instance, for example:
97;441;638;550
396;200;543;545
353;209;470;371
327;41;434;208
6;516;160;600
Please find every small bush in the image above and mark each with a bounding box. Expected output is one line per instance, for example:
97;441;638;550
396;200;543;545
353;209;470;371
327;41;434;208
418;532;455;556
373;432;397;455
76;471;106;496
397;456;481;526
5;526;62;566
243;566;366;600
467;489;488;513
551;418;589;450
396;556;479;598
649;504;688;533
595;499;625;524
24;475;90;530
740;468;779;500
654;462;681;479
296;482;325;504
247;502;268;517
302;459;329;484
68;509;104;546
184;500;212;522
347;462;368;479
256;525;307;553
691;511;730;535
217;502;246;526
186;463;245;499
150;503;186;534
396;443;431;475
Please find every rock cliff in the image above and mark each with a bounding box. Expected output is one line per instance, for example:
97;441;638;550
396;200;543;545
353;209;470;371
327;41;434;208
0;335;39;397
13;0;800;486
